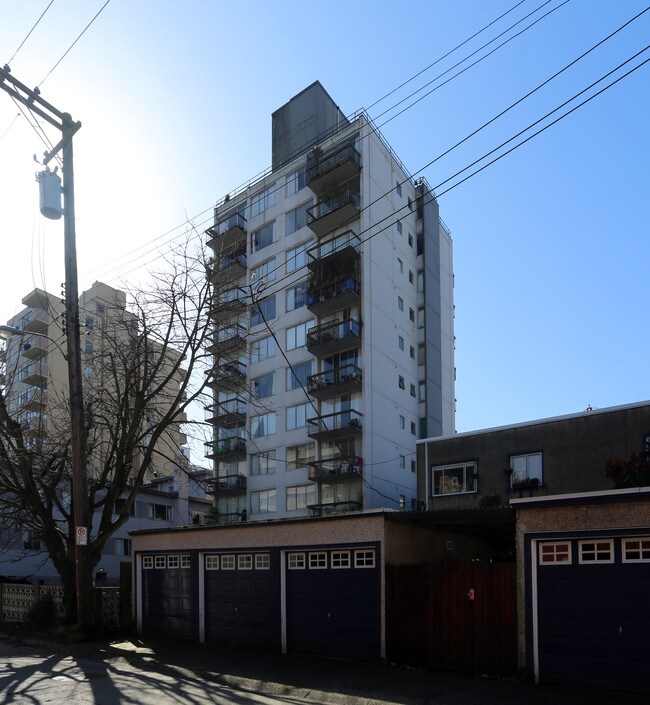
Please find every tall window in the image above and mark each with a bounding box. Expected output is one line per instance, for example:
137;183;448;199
251;184;276;217
432;462;477;495
286;281;307;311
287;360;312;390
287;321;311;350
286;484;316;511
252;371;275;399
287;442;315;470
251;450;276;476
286;201;312;235
286;166;307;196
510;452;543;486
286;240;312;272
286;403;310;430
251;221;275;253
250;335;276;363
251;489;276;514
250;296;276;326
252;258;276;287
251;412;276;438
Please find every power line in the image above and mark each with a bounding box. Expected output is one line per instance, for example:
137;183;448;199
6;0;56;67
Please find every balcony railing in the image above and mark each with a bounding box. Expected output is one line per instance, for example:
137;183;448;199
20;363;48;388
206;473;247;495
306;186;361;237
206;211;247;251
22;311;49;335
213;511;246;525
204;437;246;461
207;324;247;355
205;399;246;427
307;364;362;400
206;362;246;392
306;318;361;357
20;388;47;411
307;409;362;441
308;456;362;482
307;275;360;317
307;143;361;196
307;500;362;517
209;290;248;321
216;250;247;278
307;230;360;270
21;336;48;360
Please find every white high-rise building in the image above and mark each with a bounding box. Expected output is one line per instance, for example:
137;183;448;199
205;82;454;523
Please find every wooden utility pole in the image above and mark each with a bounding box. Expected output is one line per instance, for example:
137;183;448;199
0;65;93;630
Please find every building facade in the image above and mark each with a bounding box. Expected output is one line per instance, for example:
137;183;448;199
206;82;455;523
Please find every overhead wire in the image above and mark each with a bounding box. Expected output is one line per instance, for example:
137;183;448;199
6;0;56;67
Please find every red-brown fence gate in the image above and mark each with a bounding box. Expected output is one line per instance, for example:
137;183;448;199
386;558;517;675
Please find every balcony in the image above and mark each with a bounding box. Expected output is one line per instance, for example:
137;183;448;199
21;388;47;412
204;437;246;461
307;230;360;271
308;500;362;517
205;399;246;428
207;325;247;355
307;409;362;441
23;416;47;436
214;511;245;525
209;290;248;322
306;318;361;357
22;310;49;335
308;456;362;482
307;364;362;400
206;211;247;252
206;362;246;392
307;186;360;237
212;249;247;280
206;474;247;496
21;336;48;360
307;143;361;196
307;275;360;317
20;363;48;388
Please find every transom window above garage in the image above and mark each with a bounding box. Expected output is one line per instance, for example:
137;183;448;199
431;461;477;495
539;542;571;565
309;552;327;569
238;554;253;570
288;552;306;569
623;537;650;562
354;549;375;568
579;540;614;564
331;551;351;568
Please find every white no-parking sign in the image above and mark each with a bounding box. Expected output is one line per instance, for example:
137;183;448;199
76;526;88;546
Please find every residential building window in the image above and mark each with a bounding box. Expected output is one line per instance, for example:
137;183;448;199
410;421;416;435
419;418;427;438
510;452;543;487
409;308;415;323
432;462;477;495
408;234;414;248
252;258;276;287
251;450;276;476
85;340;94;353
288;552;305;569
250;335;276;363
114;538;131;556
397;257;403;273
251;412;276;438
251;489;277;514
155;556;166;569
417;271;424;292
410;345;415;359
205;555;219;570
22;530;42;551
399;495;406;508
221;555;236;569
251;221;275;253
398;336;404;351
286;240;312;272
286;281;307;311
286;201;312;235
286;166;307;196
579;540;614;564
417;307;425;328
331;551;351;568
85;316;94;331
286;402;309;430
418;344;425;365
396;220;402;235
148;503;172;521
539;542;572;565
143;556;154;569
398;375;405;390
255;553;270;569
409;270;414;285
399;415;405;430
397;297;404;312
419;382;426;401
286;484;316;511
287;442;315;470
623;538;650;562
114;498;135;517
410;383;416;397
395;181;402;197
252;371;275;399
250;295;276;327
355;549;375;568
287;360;312;390
309;552;327;568
287;321;310;350
251;184;276;217
238;554;253;570
411;459;416;473
399;455;405;468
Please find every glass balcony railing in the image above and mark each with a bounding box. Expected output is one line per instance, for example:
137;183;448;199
307;409;363;441
307;275;360;317
307;230;360;269
307;363;362;399
307;143;361;196
306;318;361;357
306;187;361;237
206;211;247;251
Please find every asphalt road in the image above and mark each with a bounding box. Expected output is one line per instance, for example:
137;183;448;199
1;637;649;705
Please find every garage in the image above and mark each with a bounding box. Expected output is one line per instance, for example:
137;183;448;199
141;553;192;638
534;535;650;693
285;545;381;659
204;551;278;648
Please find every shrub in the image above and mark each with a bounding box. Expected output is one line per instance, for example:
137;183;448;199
27;592;57;627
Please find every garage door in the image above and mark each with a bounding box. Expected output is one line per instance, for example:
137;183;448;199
286;546;380;660
536;536;650;694
204;552;277;648
142;554;192;638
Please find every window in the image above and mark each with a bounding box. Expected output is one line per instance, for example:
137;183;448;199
399;495;406;508
286;281;307;310
286;402;309;430
396;220;402;235
143;556;154;569
417;271;424;292
148;503;172;521
355;549;375;568
410;383;416;397
255;553;270;569
398;375;405;390
510;452;543;487
410;421;416;435
85;316;94;331
167;555;180;569
250;335;276;363
398;336;404;351
250;295;276;326
238;554;253;570
251;489;277;514
286;202;312;235
418;344;425;365
397;257;403;273
180;555;190;568
251;412;276;438
432;462;477;495
287;321;311;350
623;537;650;562
409;270;414;285
154;555;166;569
579;540;614;564
419;382;426;401
287;360;312;390
332;551;350;568
409;308;415;323
408;233;414;248
115;538;131;556
251;450;276;476
539;542;572;564
251;221;275;252
286;484;316;511
288;552;305;569
286;240;312;272
309;552;327;569
114;497;135;517
221;555;236;570
206;555;219;570
399;415;405;430
287;442;316;470
252;371;275;399
252;258;276;287
85;340;94;353
286;166;307;196
22;530;42;551
410;345;415;359
417;307;425;328
399;455;405;469
396;181;402;197
411;459;416;473
251;184;276;217
397;297;404;312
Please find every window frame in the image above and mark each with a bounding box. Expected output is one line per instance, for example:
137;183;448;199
431;461;478;496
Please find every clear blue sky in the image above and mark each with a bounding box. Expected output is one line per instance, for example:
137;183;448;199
1;0;648;434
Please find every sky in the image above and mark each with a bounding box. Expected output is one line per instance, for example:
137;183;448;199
0;0;648;439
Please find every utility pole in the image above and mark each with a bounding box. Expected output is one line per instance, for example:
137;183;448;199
0;65;93;631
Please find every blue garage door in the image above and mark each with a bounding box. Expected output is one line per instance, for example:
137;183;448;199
204;552;278;648
142;554;192;639
536;536;650;694
286;546;381;660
